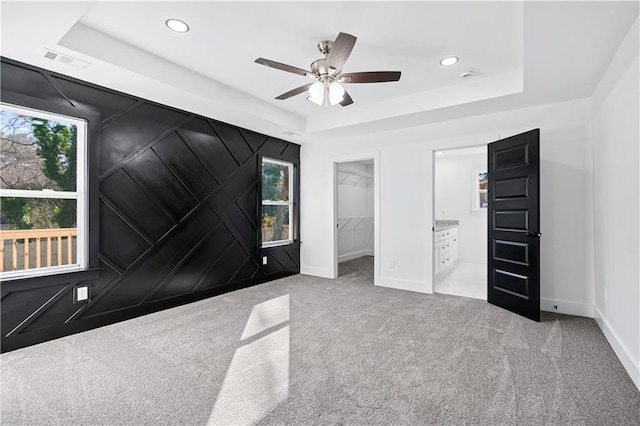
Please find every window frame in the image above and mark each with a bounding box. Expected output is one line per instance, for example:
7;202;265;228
261;157;294;248
0;102;88;280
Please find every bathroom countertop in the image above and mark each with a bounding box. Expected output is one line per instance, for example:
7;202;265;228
435;220;459;231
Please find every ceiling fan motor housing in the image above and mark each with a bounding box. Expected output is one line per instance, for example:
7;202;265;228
310;58;338;81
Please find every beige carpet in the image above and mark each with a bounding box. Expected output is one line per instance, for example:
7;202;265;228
1;256;639;425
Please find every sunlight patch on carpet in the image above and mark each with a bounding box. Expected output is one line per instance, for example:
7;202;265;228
208;295;290;425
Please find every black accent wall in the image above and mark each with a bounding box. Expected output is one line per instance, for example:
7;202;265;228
0;58;301;352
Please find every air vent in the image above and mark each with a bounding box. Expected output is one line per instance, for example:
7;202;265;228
41;48;90;70
282;131;299;136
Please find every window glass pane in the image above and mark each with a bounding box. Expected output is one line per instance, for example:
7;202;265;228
262;162;290;202
479;191;488;208
1;110;78;191
261;205;290;243
1;197;77;271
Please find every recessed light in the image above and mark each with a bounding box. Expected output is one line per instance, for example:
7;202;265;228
436;151;445;156
166;18;189;33
439;56;459;66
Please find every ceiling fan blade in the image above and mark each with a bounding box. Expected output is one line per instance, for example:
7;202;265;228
340;71;401;83
340;91;353;107
326;32;357;73
275;83;314;100
255;58;313;78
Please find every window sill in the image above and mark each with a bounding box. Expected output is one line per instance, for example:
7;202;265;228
261;240;301;249
0;266;101;283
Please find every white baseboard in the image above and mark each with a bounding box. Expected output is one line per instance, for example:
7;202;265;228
540;298;594;318
300;266;333;279
594;306;640;391
338;250;374;263
377;276;431;294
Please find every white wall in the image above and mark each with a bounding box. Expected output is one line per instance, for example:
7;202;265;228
435;153;487;263
301;97;594;313
337;161;374;262
591;17;639;389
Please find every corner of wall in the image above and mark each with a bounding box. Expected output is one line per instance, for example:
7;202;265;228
590;14;640;391
594;306;640;389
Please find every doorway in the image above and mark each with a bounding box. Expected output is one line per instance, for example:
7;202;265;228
335;160;375;278
433;145;488;299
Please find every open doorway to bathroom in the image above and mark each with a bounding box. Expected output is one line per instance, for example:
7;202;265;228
336;160;374;279
433;145;488;299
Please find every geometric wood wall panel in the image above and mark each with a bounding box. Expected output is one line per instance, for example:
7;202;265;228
211;122;254;165
99;103;187;174
84;205;220;315
50;75;138;121
125;149;198;222
0;57;300;352
20;261;120;334
0;284;67;337
153;132;219;201
98;200;151;271
240;129;269;152
101;169;176;241
262;245;301;276
149;223;236;301
180;118;238;183
0;63;68;104
197;242;248;291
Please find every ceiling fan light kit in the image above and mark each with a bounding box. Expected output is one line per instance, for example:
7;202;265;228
255;32;401;107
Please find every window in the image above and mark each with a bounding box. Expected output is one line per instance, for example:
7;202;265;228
261;158;293;247
0;103;87;279
474;170;488;210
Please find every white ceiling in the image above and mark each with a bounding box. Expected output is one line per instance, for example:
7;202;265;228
1;1;638;145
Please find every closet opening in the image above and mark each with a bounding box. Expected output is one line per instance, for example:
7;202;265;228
335;160;375;279
433;145;488;299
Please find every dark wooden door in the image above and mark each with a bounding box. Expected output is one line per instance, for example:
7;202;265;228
487;129;540;321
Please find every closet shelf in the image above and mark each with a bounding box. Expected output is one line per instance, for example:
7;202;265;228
337;216;374;231
337;168;372;187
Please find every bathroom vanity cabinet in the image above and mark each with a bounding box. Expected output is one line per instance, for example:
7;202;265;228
434;226;459;274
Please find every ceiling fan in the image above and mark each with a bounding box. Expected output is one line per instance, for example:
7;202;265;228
255;32;401;107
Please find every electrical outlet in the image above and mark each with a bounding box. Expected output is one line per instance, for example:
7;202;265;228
603;287;607;303
262;256;268;265
74;285;89;303
389;259;395;268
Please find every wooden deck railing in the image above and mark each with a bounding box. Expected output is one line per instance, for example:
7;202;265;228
0;228;77;272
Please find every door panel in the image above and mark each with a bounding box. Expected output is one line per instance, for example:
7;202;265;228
493;240;529;265
494;177;528;199
488;129;540;321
